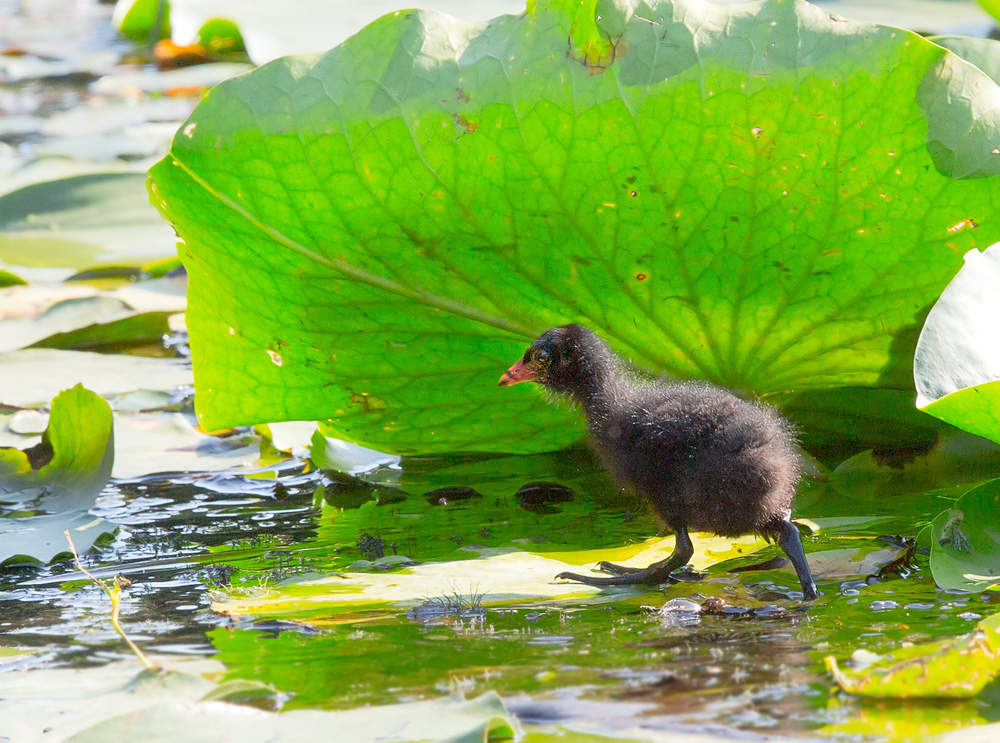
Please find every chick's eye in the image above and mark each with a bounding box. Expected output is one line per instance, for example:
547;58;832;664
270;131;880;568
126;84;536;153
535;348;550;361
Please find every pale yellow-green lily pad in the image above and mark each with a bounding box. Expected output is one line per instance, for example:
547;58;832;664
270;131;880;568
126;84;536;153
214;534;771;620
0;349;192;408
113;413;261;479
0;657;519;743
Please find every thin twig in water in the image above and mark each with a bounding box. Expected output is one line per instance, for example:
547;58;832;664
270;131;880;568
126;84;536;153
64;530;157;672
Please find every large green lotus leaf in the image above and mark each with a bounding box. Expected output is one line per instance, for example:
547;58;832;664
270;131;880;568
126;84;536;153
914;243;1000;444
929;477;1000;592
825;611;1000;698
149;0;1000;455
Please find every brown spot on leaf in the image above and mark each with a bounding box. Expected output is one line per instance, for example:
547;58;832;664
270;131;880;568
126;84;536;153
349;393;389;412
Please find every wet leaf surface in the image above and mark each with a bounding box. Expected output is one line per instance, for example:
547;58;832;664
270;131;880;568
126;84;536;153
826;612;1000;698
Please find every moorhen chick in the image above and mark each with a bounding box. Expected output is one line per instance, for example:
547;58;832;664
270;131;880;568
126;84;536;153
499;324;817;600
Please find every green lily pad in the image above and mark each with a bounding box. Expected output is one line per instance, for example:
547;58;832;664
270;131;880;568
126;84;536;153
212;534;772;621
0;384;114;563
0;349;192;408
33;311;172;352
149;0;1000;456
915;243;1000;444
929;477;1000;592
0;269;26;287
825;611;1000;698
0;173;180;280
0;295;163;354
0;384;113;508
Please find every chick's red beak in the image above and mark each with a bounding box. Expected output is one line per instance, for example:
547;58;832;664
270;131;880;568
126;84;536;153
498;358;536;386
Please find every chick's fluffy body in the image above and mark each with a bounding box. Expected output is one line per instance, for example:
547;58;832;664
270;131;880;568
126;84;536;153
530;325;800;538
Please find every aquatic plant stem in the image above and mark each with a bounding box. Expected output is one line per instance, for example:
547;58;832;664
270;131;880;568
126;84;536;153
64;530;157;672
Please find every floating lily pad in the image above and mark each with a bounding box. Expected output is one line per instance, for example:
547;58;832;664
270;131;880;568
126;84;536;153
0;173;180;279
0;384;114;563
212;535;772;621
0;656;519;743
826;612;1000;698
0;292;169;354
929;478;1000;592
0;384;113;508
0;349;192;408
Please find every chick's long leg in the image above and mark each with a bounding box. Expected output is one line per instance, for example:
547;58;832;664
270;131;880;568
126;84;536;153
778;518;818;600
556;527;694;587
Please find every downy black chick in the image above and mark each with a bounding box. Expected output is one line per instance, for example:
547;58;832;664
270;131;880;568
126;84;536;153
499;324;817;600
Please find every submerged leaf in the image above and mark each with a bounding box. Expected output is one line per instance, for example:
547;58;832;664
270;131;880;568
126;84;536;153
825;612;1000;698
150;0;1000;455
929;478;1000;592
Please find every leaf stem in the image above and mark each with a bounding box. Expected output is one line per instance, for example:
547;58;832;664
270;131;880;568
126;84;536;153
64;530;157;672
